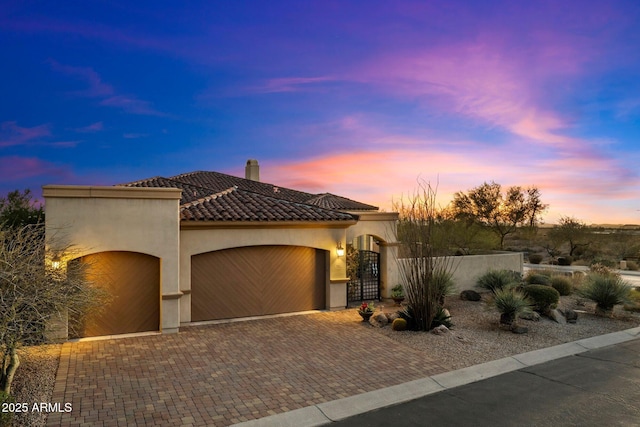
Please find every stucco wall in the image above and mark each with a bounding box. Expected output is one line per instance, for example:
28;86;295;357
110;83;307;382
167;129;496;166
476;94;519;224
43;185;182;333
399;252;524;292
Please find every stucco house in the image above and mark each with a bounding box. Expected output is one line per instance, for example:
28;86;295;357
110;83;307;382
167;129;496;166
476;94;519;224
44;160;400;338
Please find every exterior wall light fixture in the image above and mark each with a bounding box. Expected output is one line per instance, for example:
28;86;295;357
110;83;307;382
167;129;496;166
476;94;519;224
336;242;345;257
51;255;61;270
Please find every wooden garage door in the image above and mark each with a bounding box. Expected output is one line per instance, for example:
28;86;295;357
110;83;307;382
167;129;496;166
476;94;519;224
71;251;160;337
191;246;326;321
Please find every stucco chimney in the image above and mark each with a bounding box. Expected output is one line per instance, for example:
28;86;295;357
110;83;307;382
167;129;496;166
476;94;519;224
245;159;260;181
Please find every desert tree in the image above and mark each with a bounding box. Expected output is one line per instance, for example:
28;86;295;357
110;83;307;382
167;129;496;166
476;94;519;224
452;182;547;249
0;189;44;228
548;216;591;257
394;180;455;331
0;223;106;394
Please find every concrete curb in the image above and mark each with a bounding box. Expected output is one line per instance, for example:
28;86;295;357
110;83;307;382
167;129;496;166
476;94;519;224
231;328;640;427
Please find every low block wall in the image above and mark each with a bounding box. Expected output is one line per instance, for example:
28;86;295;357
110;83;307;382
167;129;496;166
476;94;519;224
398;252;524;292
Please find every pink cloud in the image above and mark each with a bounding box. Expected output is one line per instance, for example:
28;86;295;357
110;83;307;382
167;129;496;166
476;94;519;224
75;121;104;133
48;60;114;97
249;76;336;94
100;96;166;116
0;121;51;147
0;156;69;181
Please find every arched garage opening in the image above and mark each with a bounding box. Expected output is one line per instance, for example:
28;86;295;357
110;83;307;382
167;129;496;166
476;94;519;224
191;245;326;321
69;251;160;337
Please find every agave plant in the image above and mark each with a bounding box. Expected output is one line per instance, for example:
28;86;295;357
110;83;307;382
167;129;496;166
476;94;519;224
476;269;521;294
491;287;533;326
578;273;632;315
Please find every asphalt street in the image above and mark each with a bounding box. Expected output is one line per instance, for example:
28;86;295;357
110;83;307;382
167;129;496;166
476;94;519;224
332;338;640;427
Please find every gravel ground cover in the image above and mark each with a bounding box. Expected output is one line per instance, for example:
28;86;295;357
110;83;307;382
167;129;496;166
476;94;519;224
10;295;640;426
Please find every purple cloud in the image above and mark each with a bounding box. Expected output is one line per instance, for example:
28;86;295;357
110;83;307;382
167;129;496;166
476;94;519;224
100;96;166;116
75;121;104;133
0;121;51;147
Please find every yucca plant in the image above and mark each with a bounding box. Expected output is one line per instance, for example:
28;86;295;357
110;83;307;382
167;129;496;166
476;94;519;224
491;287;533;326
578;273;632;316
432;270;456;305
476;269;521;294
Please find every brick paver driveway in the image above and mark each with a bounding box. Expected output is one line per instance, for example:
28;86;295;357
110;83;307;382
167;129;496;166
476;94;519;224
48;310;445;426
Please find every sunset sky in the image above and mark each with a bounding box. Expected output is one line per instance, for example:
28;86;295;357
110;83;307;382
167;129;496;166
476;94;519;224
1;1;639;225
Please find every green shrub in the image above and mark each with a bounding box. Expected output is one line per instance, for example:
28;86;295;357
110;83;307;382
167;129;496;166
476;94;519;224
523;284;560;313
430;305;453;329
476;270;521;294
590;259;617;269
626;260;639;271
551;276;573;296
557;256;573;266
525;272;551;286
432;270;456;305
491;287;533;325
578;273;632;314
391;317;408;331
624;288;640;312
528;254;543;264
0;392;15;427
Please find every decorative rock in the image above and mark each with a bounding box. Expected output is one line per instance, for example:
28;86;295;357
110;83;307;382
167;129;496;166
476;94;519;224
369;312;389;328
386;312;400;322
548;308;567;324
519;311;541;322
431;324;449;335
510;324;528;334
560;308;578;323
460;290;481;301
442;308;451;318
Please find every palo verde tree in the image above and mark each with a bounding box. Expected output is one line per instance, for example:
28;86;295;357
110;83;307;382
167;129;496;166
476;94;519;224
394;180;454;331
0;223;106;394
452;182;547;250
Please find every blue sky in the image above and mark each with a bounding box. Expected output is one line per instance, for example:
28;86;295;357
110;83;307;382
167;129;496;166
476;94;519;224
1;0;639;224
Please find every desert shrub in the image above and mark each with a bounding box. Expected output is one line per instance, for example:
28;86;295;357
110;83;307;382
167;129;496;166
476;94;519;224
528;253;543;264
432;270;456;305
0;392;15;426
476;270;521;294
491;287;533;325
391;317;408;331
557;256;573;266
551;276;573;296
590;259;617;269
624;288;640;312
525;272;552;286
430;305;453;329
578;273;632;314
625;260;639;271
523;285;560;313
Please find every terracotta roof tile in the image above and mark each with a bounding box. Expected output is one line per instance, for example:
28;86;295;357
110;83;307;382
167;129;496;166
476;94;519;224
305;193;378;211
180;187;356;222
118;169;377;222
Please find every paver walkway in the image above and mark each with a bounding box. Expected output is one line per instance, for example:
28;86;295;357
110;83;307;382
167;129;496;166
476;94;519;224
48;310;445;426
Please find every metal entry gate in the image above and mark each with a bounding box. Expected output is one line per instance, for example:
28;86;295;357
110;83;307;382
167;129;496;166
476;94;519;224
348;250;380;302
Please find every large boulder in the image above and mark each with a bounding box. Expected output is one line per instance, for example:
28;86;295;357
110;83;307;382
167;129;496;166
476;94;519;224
548;308;567;324
431;325;449;335
460;290;481;301
369;312;389;328
560;308;578;323
386;312;400;323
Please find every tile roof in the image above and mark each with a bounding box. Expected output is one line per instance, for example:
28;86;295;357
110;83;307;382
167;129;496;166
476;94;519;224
118;169;377;222
180;187;356;222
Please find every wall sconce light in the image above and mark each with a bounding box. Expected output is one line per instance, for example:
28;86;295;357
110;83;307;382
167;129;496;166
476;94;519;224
51;255;61;270
336;242;345;257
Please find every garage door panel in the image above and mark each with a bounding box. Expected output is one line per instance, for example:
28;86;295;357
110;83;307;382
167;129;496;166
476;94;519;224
73;251;160;337
191;247;263;321
192;246;326;321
